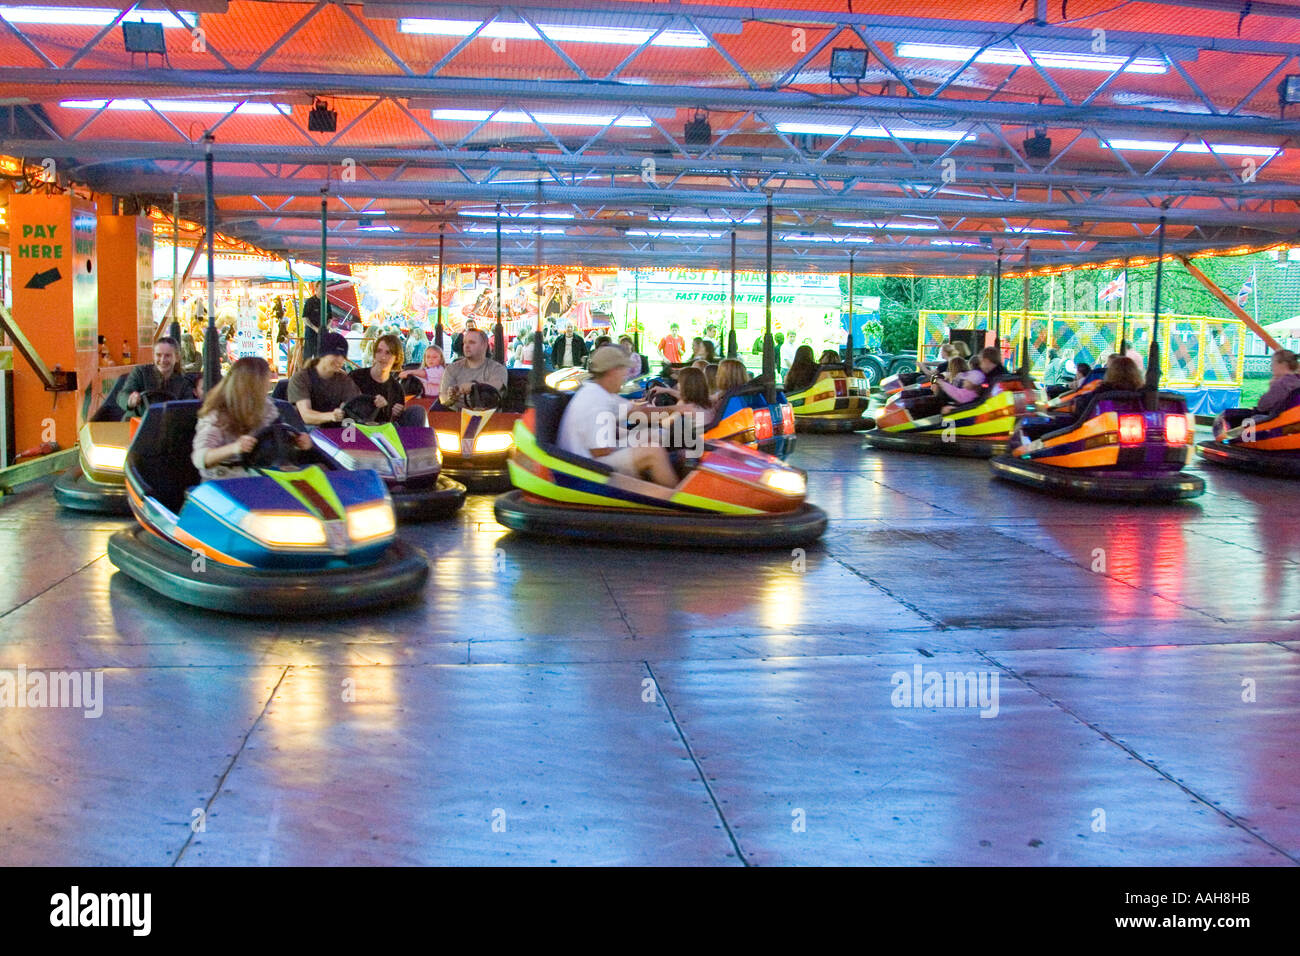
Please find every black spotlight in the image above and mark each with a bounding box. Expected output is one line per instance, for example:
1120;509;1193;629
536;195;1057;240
829;47;869;82
307;98;338;133
1279;75;1300;106
684;109;711;146
122;20;166;55
1023;127;1052;161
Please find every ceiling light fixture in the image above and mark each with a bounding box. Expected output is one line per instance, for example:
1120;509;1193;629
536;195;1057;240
0;6;196;27
60;98;289;115
1099;138;1280;157
399;19;708;48
776;122;975;143
895;42;1167;74
432;109;652;128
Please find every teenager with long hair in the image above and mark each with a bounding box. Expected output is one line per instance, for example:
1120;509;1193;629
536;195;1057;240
192;357;310;479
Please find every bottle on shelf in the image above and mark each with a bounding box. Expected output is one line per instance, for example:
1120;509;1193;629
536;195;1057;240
121;338;131;364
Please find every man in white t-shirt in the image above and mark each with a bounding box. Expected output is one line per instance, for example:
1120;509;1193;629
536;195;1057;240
557;346;677;487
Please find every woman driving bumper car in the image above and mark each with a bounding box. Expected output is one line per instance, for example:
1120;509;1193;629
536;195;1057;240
1197;349;1300;476
494;346;826;548
107;395;428;616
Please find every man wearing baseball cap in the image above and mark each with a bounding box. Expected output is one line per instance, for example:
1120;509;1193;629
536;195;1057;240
557;346;676;487
286;331;360;427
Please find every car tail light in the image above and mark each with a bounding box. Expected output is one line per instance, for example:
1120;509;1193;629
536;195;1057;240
1118;414;1146;444
1163;413;1190;444
782;404;794;432
754;409;774;442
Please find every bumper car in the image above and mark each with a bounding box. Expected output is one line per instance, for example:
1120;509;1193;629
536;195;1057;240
787;365;871;432
705;379;796;459
311;398;466;519
1195;388;1300;477
53;377;177;515
108;400;429;615
493;391;826;548
1043;378;1100;416
990;389;1204;501
865;376;1037;457
420;373;529;493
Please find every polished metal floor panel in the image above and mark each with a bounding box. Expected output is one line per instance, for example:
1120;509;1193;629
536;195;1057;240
0;435;1296;865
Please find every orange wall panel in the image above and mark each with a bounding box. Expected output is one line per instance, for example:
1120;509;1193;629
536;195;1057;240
97;212;153;365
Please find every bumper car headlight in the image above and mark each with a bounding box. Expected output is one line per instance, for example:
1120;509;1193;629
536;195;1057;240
435;430;460;453
346;501;397;543
86;443;127;472
760;468;805;496
338;450;393;476
474;432;514;454
241;512;328;547
406;450;442;474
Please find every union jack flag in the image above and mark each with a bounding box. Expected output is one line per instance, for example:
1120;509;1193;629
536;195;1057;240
1236;277;1254;306
1099;272;1126;303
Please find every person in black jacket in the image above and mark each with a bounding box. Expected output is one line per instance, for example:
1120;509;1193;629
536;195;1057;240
348;333;427;426
451;318;477;361
551;322;588;369
117;337;198;416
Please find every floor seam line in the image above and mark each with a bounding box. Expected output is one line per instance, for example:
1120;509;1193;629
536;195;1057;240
823;551;949;630
597;566;640;640
171;664;291;867
0;553;107;622
644;660;749;867
976;649;1300;865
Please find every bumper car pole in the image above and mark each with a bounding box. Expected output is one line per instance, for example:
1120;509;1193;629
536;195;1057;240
727;230;738;359
202;132;220;394
435;228;445;351
844;250;854;374
762;194;776;405
529;182;547;396
494;203;506;364
1146;209;1168;412
993;250;1002;355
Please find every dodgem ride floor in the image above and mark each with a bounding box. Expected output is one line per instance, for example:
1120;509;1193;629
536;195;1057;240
0;433;1296;865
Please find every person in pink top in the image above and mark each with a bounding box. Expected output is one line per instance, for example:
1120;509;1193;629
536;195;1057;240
399;345;446;398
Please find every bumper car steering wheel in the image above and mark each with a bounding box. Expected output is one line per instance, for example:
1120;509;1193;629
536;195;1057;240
132;389;178;417
242;422;308;470
464;383;502;411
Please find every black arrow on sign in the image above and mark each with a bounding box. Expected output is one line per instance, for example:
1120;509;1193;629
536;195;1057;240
25;267;62;290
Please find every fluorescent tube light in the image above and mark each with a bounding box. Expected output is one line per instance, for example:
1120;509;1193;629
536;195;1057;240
61;98;289;115
399;18;707;48
0;6;196;27
895;42;1167;74
776;122;974;143
1099;138;1280;158
433;109;651;128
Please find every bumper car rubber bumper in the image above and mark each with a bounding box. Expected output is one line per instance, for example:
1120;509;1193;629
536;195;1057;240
389;474;468;521
107;525;430;615
794;415;868;434
989;456;1205;501
864;429;1006;458
53;466;131;515
440;466;513;493
493;491;827;548
1195;440;1300;478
